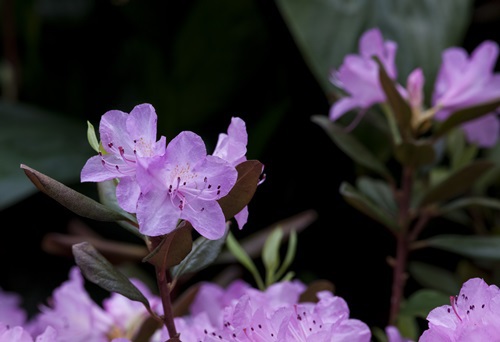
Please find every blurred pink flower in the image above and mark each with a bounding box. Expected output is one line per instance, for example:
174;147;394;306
0;288;27;327
329;27;398;121
432;41;500;147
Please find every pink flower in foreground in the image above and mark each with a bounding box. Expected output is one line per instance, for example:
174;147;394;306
136;131;238;238
329;27;398;121
0;323;57;342
432;41;500;147
419;277;500;341
81;103;166;213
169;279;371;342
213;117;249;229
0;288;27;327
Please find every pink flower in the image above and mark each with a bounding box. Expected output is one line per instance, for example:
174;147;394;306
329;27;398;121
81;103;166;213
28;267;113;342
0;288;27;327
213;117;249;229
0;323;57;342
135;131;238;238
432;41;500;147
420;277;500;341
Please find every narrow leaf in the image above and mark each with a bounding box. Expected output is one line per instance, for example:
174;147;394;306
408;261;461;294
275;229;297;281
439;196;500;215
226;231;264;290
262;227;283;286
425;234;500;261
356;176;397;216
311;115;392;180
86;121;100;152
433;98;500;140
417;160;494;207
72;241;151;310
375;56;412;142
399;289;449;319
21;164;130;222
340;181;398;231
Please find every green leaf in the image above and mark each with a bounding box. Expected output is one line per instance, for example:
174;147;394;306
262;227;283;286
417;160;494;207
356;176;397;216
274;0;473;96
226;231;265;290
408;261;461;294
218;160;263;221
0;101;90;209
375;57;412;143
339;181;398;231
425;234;500;261
171;224;229;279
394;141;436;168
20;164;131;222
433;98;500;140
275;229;297;282
439;196;500;215
395;314;419;342
400;288;449;319
311;115;392;180
72;241;151;311
86;121;100;153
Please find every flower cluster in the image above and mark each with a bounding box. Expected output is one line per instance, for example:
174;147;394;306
330;27;500;146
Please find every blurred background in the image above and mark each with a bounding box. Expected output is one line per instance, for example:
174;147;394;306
1;0;499;333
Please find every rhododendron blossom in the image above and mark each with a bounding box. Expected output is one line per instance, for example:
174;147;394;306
81;103;166;213
136;131;238;238
329;27;398;121
419;277;500;341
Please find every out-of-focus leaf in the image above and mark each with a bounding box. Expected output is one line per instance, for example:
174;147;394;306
339;181;398;231
72;241;151;311
0;102;90;209
86;121;100;153
274;229;297;282
299;279;335;303
399;289;449;319
375;57;412;143
311;115;392;180
225;231;265;290
274;0;473;96
424;234;500;261
433;99;500;140
408;261;461;294
439;197;500;215
356;176;397;216
417;160;494;207
171;224;229;279
20;164;132;222
446;128;478;171
216;209;317;264
218;160;264;221
394;141;435;168
262;227;283;286
395;314;418;342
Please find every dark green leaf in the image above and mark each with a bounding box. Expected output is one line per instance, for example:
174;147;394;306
171;224;229;278
311;115;392;179
339;181;398;231
439;196;500;215
72;241;151;310
356;176;397;216
425;234;500;261
433;98;500;140
400;289;450;319
375;56;412;142
408;261;461;294
0;102;90;209
21;164;130;222
393;141;435;168
417;160;494;207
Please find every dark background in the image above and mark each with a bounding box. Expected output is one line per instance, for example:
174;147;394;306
1;0;500;333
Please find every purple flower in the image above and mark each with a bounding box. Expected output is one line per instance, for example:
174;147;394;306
0;288;27;327
329;27;398;121
81;103;166;213
213;117;250;229
420;277;500;341
0;323;57;342
135;131;238;239
432;41;500;147
28;267;113;342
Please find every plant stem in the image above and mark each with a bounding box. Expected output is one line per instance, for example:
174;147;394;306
389;166;413;325
156;265;179;339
